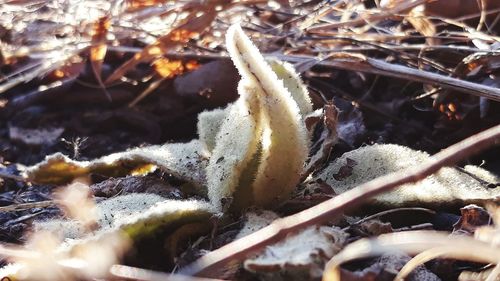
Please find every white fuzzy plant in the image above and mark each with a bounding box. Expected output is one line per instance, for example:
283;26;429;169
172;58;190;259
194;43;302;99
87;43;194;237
205;25;311;210
24;24;313;213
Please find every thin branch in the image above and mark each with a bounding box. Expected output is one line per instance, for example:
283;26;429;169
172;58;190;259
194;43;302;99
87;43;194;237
153;51;500;102
304;0;430;31
346;207;436;228
181;123;500;277
109;264;225;281
274;53;500;102
0;201;54;212
0;171;26;182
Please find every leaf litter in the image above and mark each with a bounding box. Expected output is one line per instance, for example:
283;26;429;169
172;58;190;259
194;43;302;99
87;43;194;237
0;1;500;280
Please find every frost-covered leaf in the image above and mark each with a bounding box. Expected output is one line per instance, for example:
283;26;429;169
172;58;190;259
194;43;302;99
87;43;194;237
24;140;206;187
197;58;313;157
244;226;348;279
317;144;500;207
35;193;169;239
463;164;500;184
116;197;216;240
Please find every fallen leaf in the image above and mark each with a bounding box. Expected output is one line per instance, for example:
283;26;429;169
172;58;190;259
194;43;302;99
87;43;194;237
303;102;340;179
244;226;348;278
153;58;184;78
236;210;280;239
89;16;111;100
105;8;218;85
174;60;239;107
337;254;441;281
453;204;491;235
332;157;357;181
350;219;394;237
90;175;183;199
425;0;500;28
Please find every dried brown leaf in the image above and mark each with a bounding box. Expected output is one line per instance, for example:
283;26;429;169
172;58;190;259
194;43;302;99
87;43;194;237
105;9;218;85
453;204;491;234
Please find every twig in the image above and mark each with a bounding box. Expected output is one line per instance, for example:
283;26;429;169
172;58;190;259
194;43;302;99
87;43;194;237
0;171;26;182
347;207;436;228
181;123;500;277
274;53;500;102
109;265;226;281
0;201;55;212
304;0;430;31
150;51;500;102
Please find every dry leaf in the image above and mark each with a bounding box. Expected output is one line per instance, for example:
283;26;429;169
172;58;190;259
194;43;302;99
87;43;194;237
453;204;491;234
236;210;280;239
105;8;218;85
303;102;340;178
337;254;441;281
245;226;348;278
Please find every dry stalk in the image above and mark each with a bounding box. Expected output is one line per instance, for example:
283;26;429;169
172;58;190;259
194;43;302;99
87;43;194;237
274;53;500;102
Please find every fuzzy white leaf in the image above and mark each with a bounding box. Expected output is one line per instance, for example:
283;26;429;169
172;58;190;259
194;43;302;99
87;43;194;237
206;82;262;210
317;144;500;207
267;59;313;116
197;107;229;156
25;140;206;187
225;24;309;208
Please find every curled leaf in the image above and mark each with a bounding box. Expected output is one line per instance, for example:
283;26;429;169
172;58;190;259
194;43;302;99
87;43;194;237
207;82;262;210
196;58;313;157
267;59;313;116
206;25;310;210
